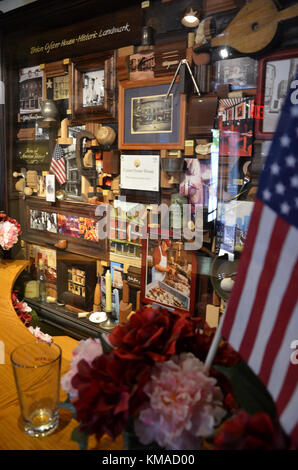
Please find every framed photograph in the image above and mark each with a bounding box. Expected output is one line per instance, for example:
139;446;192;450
72;51;117;122
255;48;298;140
118;77;186;149
19;65;43;122
46;174;56;202
40;59;72;119
141;236;196;314
235;102;246;120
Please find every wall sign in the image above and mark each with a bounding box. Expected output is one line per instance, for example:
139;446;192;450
15;6;142;65
120;154;160;192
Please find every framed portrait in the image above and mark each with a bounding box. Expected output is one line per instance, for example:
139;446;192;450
255;48;298;140
46;174;56;202
235;102;246;120
72;51;117;122
141;236;196;314
40;59;72;119
118;77;186;149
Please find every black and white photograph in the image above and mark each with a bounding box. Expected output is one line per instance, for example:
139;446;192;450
19;66;43;120
131;94;173;134
82;69;104;107
30;209;47;231
45;212;58;233
215;57;258;91
263;57;298;133
46;174;56;202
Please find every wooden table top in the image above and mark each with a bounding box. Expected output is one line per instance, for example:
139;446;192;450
0;260;122;450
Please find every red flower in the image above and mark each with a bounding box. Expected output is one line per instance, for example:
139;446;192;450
215;411;292;450
109;306;195;363
71;353;151;441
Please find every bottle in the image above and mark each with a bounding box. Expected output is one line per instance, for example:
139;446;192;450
38;260;46;302
170;193;188;230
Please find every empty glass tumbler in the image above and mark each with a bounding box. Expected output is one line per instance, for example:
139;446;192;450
10;341;62;437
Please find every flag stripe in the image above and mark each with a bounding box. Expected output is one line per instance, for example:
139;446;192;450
52;163;65;183
276;366;297;418
259;258;298;385
290;422;298;446
222;198;263;339
279;385;298;437
239;216;289;359
227;203;277;351
248;227;298;375
267;302;298;401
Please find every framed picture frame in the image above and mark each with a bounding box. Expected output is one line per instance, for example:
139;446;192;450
72;51;117;122
45;174;56;202
24;199;109;260
141;235;196;314
118;77;186;149
255;48;298;140
40;59;72;119
19;65;43;123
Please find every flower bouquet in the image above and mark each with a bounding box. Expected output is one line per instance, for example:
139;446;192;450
61;306;293;450
0;212;21;258
12;289;52;344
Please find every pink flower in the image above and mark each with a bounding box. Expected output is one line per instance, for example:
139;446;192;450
28;326;53;344
134;352;226;450
61;338;103;398
0;220;19;250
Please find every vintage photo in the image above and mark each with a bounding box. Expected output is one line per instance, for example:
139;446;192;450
131;94;173;134
46;174;56;202
19;66;43;121
82;69;104;107
263;57;298;133
143;238;194;312
215;57;258;90
30;209;57;233
30;209;47;231
45;212;58;233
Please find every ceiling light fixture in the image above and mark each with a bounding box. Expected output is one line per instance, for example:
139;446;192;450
181;5;200;28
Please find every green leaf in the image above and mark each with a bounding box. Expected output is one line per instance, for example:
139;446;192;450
30;309;39;327
214;361;277;418
71;425;89;450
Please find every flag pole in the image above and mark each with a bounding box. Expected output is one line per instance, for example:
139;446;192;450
203;307;227;373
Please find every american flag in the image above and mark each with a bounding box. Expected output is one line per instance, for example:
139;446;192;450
222;87;298;446
49;143;66;185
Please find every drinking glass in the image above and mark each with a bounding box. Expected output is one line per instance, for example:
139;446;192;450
10;341;62;437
